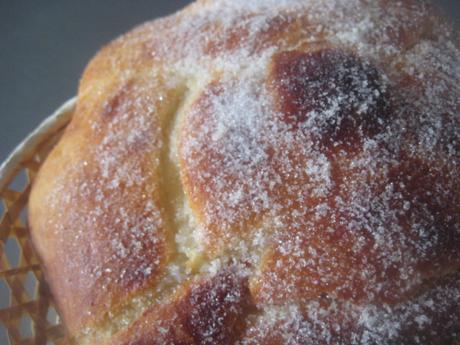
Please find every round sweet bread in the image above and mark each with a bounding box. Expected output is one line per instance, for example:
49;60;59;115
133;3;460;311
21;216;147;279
29;0;460;344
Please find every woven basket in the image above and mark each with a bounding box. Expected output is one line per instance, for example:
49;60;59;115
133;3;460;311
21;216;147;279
0;98;75;345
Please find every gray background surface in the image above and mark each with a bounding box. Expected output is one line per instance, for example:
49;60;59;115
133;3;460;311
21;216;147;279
0;0;192;164
0;0;459;164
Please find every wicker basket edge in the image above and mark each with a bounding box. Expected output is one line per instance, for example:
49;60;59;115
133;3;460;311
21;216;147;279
0;98;76;193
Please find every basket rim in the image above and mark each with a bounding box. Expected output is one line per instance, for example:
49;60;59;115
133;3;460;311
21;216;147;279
0;97;76;192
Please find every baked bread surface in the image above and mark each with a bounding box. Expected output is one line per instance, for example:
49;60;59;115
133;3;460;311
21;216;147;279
29;0;460;344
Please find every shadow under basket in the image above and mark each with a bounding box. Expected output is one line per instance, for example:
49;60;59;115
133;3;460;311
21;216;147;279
0;98;76;345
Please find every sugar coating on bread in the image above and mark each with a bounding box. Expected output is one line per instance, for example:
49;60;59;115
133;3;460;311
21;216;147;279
29;0;459;344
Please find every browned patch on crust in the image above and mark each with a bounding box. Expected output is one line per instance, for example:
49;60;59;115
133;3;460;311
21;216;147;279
110;268;255;345
203;14;301;56
102;81;135;119
203;20;251;55
270;48;392;154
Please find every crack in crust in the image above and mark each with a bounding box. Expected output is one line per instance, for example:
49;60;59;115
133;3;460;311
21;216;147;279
74;79;209;345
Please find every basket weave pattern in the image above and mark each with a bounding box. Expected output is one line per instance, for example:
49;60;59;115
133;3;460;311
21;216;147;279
0;100;75;345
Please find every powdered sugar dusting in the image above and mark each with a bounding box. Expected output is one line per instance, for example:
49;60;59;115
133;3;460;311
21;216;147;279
33;0;460;343
174;0;459;343
240;273;460;344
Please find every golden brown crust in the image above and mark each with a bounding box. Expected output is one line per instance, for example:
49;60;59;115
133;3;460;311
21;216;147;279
108;268;255;345
243;272;460;345
29;0;459;344
29;74;185;333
